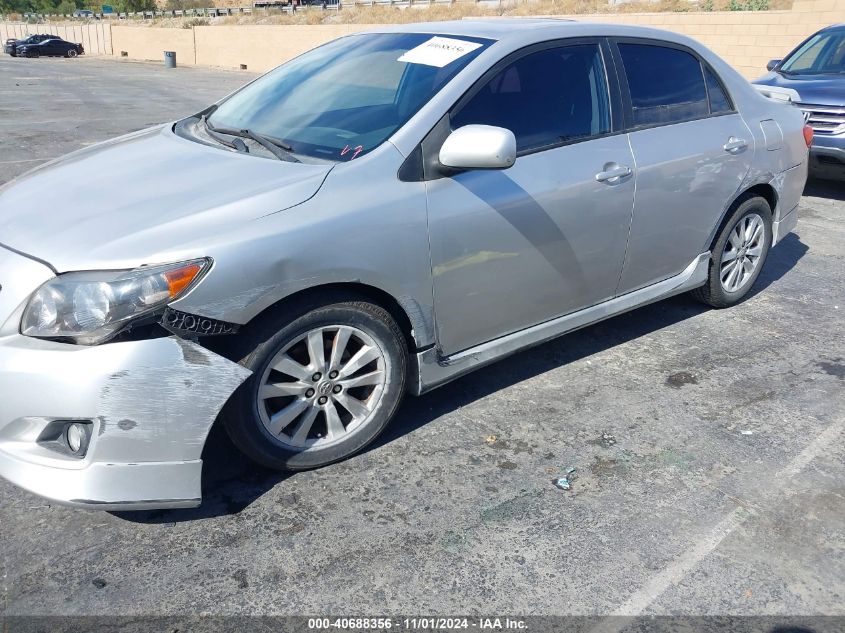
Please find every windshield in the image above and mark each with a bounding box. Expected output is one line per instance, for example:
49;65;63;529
780;29;845;75
208;32;492;161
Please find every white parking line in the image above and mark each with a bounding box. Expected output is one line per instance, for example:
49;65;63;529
589;420;844;630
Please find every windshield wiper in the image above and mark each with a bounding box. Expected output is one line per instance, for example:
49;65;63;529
205;120;299;163
780;68;845;76
201;115;248;153
199;115;300;163
235;128;300;163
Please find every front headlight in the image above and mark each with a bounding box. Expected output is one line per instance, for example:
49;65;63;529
21;259;209;345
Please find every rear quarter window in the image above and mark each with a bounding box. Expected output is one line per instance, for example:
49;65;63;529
618;43;709;126
704;66;732;114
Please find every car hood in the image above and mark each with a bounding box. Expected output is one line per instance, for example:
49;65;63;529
753;71;845;106
0;125;333;272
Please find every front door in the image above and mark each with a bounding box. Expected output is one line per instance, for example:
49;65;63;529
426;41;636;355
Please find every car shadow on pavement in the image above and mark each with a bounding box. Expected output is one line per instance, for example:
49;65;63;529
804;177;845;201
378;233;807;451
113;424;291;524
746;232;808;300
115;233;808;524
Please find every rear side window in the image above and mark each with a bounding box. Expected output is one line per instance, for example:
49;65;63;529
705;67;732;114
618;43;708;126
451;44;611;153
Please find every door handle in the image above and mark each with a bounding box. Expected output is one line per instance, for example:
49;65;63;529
723;137;748;152
595;163;632;183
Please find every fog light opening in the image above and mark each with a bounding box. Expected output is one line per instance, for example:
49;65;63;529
65;422;91;456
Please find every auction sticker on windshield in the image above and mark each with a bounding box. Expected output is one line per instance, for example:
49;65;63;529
398;36;484;67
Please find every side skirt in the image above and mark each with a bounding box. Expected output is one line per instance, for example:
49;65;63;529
411;252;710;395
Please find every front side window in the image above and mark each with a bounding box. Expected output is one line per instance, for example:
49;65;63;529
451;44;611;153
618;43;709;126
780;29;845;75
208;32;492;161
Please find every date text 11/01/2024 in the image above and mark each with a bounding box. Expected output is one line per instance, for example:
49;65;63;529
307;618;528;630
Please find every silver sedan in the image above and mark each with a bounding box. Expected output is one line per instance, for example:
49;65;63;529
0;19;809;510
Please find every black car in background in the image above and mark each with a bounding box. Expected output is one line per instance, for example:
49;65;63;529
17;38;84;58
4;34;52;57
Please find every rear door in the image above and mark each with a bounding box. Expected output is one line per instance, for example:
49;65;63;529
426;40;636;355
612;40;753;294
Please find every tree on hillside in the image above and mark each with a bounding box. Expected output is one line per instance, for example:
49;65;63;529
0;0;85;14
112;0;156;11
165;0;205;9
0;0;34;13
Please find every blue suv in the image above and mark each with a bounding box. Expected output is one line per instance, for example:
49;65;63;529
753;24;845;180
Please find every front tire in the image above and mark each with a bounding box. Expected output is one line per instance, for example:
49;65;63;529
27;50;38;58
221;298;408;471
692;194;772;308
67;49;78;58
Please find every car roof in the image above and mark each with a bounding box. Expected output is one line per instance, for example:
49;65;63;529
367;18;706;48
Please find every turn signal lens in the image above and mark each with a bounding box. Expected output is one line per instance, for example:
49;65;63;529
803;124;813;148
164;263;203;298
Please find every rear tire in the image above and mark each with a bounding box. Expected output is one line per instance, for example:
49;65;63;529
220;297;408;471
691;194;772;308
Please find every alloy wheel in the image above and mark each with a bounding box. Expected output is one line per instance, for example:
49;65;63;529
257;325;388;450
720;213;765;293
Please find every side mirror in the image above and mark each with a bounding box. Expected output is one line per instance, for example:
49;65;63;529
439;125;516;171
766;59;781;71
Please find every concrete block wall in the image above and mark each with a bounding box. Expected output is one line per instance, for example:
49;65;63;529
111;24;196;64
552;0;845;79
193;24;380;72
111;23;385;72
11;0;840;77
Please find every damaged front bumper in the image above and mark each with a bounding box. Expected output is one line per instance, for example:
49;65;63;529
0;333;250;510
